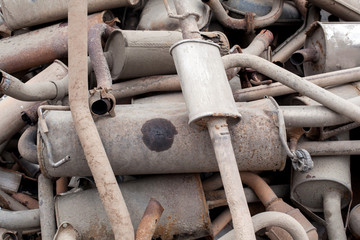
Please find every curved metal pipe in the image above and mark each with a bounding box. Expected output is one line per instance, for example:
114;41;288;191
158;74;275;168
18;126;38;164
0;209;40;230
223;53;360;123
68;1;134;239
202;0;284;31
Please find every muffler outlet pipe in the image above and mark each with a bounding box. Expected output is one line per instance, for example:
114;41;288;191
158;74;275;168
135;198;164;240
18;126;38;164
0;11;114;74
219;211;309;240
0;71;68;101
38;174;56;240
38;102;286;177
67;1;134;239
223;53;360;123
202;0;284;32
88;23;115;116
291;140;351;239
290;48;319;66
303;22;360;76
55;175;211;240
0;61;68;145
171;1;255;238
0;209;40;230
349;204;360;238
307;0;360;20
0;0;138;31
233;66;360;102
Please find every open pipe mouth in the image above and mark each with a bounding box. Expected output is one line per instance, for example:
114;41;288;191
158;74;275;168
290;52;305;65
91;98;112;115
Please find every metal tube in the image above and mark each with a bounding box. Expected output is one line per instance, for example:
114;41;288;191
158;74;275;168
298;140;360;155
11;193;39;210
233;66;360;102
135;198;164;240
0;0;138;31
349;204;360;238
211;208;232;236
0;11;114;74
290;48;319;65
207;119;255;240
0;71;68;101
292;0;307;17
307;0;360;20
219;212;309;240
242;29;274;56
0;209;40;230
38;174;56;240
223;53;360;123
18;126;38;164
173;0;202;39
202;0;284;32
0;189;27;211
67;1;134;239
323;190;347;240
0;61;68;145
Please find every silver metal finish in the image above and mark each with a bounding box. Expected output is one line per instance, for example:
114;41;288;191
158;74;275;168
38;175;56;240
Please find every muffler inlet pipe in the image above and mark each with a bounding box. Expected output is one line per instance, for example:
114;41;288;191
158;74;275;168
323;190;347;240
67;1;134;239
202;0;284;32
0;209;40;230
223;53;360;123
219;211;309;240
38;174;56;240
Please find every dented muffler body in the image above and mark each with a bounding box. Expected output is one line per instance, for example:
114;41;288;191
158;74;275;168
38;102;286;178
55;174;211;240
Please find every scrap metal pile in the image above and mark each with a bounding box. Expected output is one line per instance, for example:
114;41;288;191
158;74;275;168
0;0;360;239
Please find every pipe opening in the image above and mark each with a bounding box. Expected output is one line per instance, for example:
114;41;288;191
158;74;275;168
3;233;17;240
91;98;112;115
290;52;305;65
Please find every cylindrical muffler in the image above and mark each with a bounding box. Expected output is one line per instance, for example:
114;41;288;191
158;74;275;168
170;40;240;125
38;102;286;178
307;0;360;21
0;0;138;31
137;0;210;31
303;22;360;76
104;30;230;80
55;174;211;240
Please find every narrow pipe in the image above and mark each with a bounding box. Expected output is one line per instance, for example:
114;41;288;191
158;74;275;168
298;140;360;155
18;126;38;164
11;193;39;209
211;208;232;236
292;0;307;17
173;0;202;39
323;190;347;240
135;198;164;240
67;1;134;239
207;118;256;240
290;48;319;65
202;0;284;31
0;189;28;211
0;209;40;230
0;71;68;101
242;29;274;56
219;211;309;240
56;177;69;195
349;204;360;238
0;61;68;145
38;174;56;240
223;53;360;123
233;66;360;102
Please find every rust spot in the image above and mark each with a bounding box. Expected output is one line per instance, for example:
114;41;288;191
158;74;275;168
141;118;178;152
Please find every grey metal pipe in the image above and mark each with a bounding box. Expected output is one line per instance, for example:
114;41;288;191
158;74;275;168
0;209;40;230
202;0;284;32
223;53;360;123
298;140;360;155
349;204;360;238
67;1;134;239
290;48;319;65
0;189;27;211
0;71;68;101
323;190;347;240
233;66;360;102
18;126;38;164
219;211;309;240
38;174;56;240
0;0;138;31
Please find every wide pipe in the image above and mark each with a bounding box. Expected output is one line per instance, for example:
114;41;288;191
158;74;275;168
202;0;284;31
67;1;134;239
0;0;138;31
223;53;360;123
0;11;114;74
233;66;360;102
0;61;67;145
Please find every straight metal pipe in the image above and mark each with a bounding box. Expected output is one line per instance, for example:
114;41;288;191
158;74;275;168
223;53;360;123
38;174;56;240
0;209;40;230
67;1;134;239
298;140;360;155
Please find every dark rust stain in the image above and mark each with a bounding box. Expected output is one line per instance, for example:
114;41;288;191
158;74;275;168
141;118;178;152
